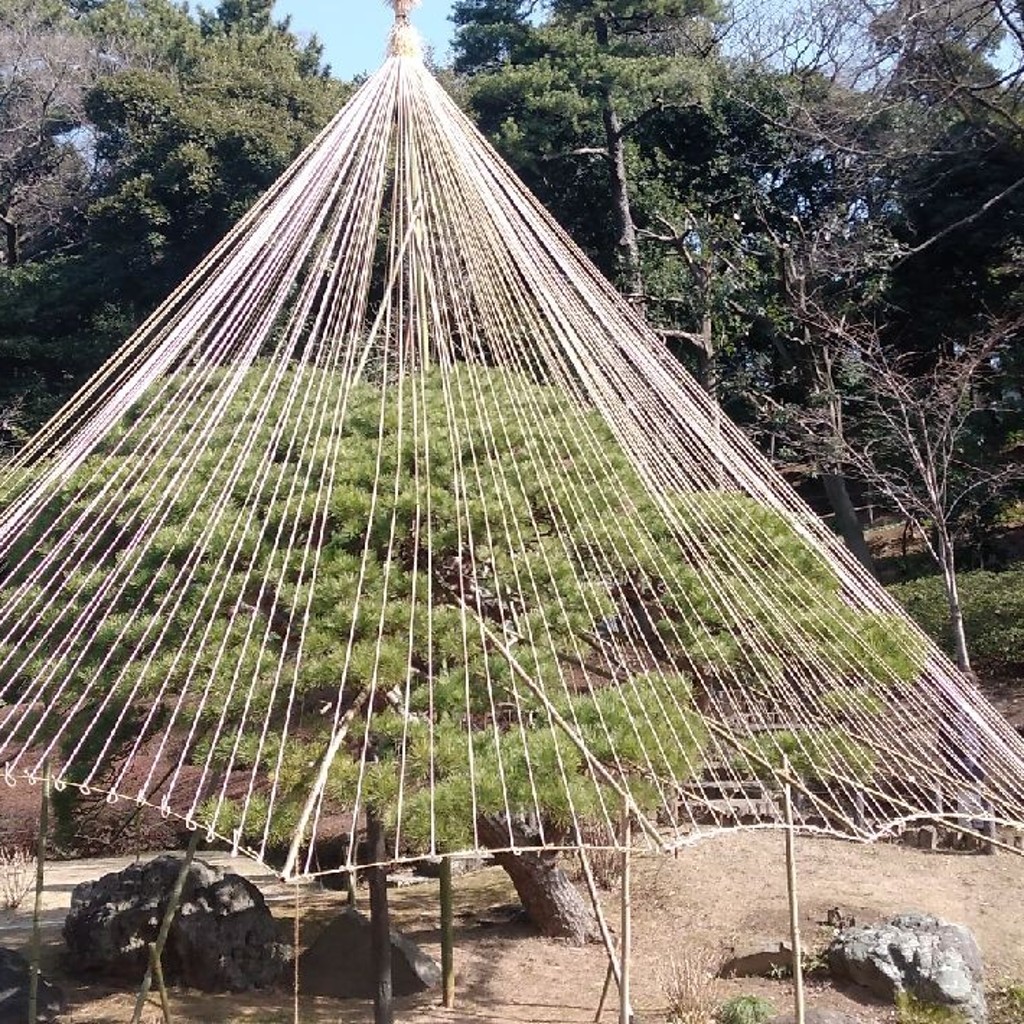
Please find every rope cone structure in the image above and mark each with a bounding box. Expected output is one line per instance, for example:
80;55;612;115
1;39;1024;880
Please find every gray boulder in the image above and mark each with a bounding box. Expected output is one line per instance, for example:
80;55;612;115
829;912;986;1022
0;947;65;1023
298;907;440;999
64;855;287;993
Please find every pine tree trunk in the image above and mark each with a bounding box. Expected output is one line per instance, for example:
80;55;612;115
0;212;18;268
602;100;643;303
477;814;600;945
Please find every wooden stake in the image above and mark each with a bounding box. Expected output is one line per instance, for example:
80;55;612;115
28;763;49;1024
440;856;455;1009
595;962;614;1022
619;805;632;1024
577;844;623;1022
131;830;201;1024
148;943;172;1024
368;811;394;1024
783;760;806;1024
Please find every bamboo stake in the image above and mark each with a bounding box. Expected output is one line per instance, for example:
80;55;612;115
619;805;632;1024
148;943;172;1024
131;830;201;1024
28;763;49;1024
782;760;806;1024
439;856;455;1009
578;847;622;986
595;962;614;1022
577;844;622;1022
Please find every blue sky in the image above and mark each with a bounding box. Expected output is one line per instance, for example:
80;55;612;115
274;2;458;78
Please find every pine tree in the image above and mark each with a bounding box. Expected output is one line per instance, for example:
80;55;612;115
0;364;920;939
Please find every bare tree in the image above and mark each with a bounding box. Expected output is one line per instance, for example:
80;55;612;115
791;317;1023;673
0;3;100;266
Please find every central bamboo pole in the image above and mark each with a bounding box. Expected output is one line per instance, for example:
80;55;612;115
782;760;806;1024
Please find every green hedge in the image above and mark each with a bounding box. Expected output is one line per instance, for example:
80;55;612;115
888;568;1024;668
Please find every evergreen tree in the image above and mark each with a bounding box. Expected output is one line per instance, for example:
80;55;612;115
0;364;920;938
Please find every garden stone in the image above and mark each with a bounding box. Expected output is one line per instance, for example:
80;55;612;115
298;907;441;998
0;947;65;1023
829;912;986;1022
63;854;287;992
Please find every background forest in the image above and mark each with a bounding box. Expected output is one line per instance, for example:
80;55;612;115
1;0;1022;687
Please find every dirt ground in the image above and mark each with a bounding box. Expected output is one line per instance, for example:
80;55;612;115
2;832;1023;1023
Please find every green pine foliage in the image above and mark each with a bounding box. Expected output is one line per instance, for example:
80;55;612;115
0;365;923;851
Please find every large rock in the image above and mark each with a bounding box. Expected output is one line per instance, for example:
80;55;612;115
64;855;287;993
298;907;440;999
828;912;986;1022
0;947;65;1023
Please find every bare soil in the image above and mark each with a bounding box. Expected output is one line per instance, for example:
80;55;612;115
2;832;1022;1023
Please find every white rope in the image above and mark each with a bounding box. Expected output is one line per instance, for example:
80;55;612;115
0;55;1022;876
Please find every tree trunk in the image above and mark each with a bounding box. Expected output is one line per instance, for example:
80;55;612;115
801;324;874;576
477;814;600;945
937;527;972;674
821;472;875;575
0;212;19;268
602;99;643;303
695;312;715;395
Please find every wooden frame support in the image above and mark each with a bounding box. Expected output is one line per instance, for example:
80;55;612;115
28;764;50;1024
783;761;806;1024
131;829;201;1024
440;856;455;1008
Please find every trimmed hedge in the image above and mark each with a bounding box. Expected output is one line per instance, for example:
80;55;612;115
888;568;1024;669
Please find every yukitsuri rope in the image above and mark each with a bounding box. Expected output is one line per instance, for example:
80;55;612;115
1;53;1023;878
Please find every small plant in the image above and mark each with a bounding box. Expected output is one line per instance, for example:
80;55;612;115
0;847;35;910
715;995;775;1024
895;992;968;1024
663;946;720;1024
568;826;621;889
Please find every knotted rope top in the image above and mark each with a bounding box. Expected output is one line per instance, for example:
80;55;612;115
386;0;422;58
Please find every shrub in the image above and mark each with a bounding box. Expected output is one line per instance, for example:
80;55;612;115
663;947;720;1023
888;568;1024;668
716;995;775;1024
991;984;1024;1024
0;847;35;910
